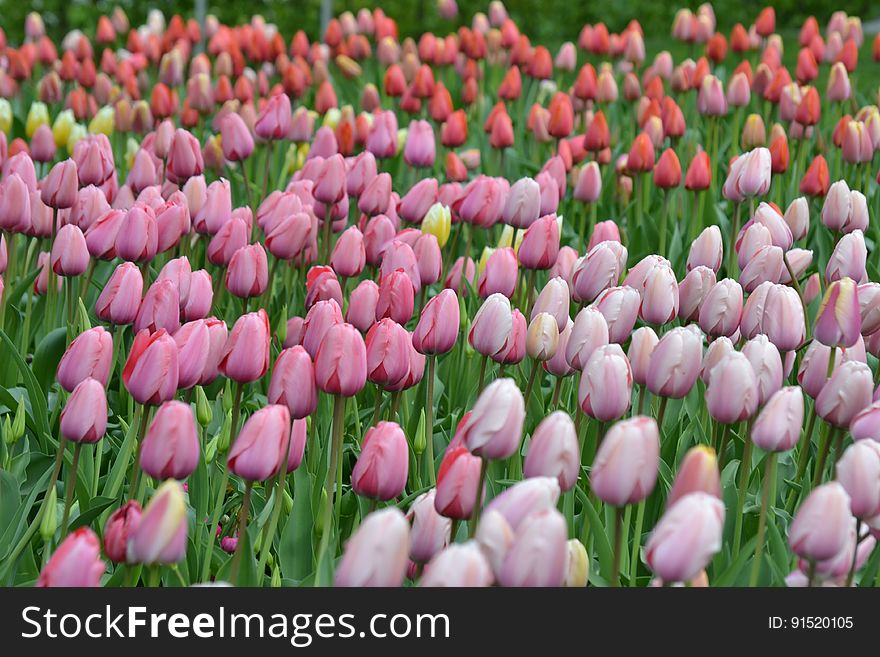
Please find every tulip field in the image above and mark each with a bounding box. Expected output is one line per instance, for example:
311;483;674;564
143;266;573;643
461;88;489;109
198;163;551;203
2;2;880;589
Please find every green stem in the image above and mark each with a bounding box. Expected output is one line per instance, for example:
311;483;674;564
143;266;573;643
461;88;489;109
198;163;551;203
785;410;819;513
629;500;645;586
477;355;488;393
315;394;346;586
732;429;754;558
425;355;436;486
59;442;82;540
200;466;230;582
749;452;776;587
229;479;254;585
812;425;838;487
256;443;291;585
468;457;489;538
611;505;624;587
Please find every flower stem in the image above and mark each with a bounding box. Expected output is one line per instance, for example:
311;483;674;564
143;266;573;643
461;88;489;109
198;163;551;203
229;480;254;585
732;427;754;559
749;452;776;587
468;457;489;538
315;394;346;586
611;505;624;587
59;442;82;540
425;355;436;486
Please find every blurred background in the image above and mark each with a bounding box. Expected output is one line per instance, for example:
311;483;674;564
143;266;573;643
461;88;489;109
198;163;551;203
1;0;877;43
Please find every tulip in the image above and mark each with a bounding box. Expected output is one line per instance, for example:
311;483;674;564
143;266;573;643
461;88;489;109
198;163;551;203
826;230;866;283
255;93;293;140
591;416;659;506
814;277;861;348
740;281;805;352
435;444;483;520
462;378;524;460
835;441;880;519
579;344;633;421
687;226;723;272
526;312;559;362
59;378;108;444
705;352;758;424
329;226;366;278
523;411;579;491
220;112;254;162
469;293;513;358
219;310;270;384
517;214;559;270
346;280;379;333
56;326;113;391
502;177;541;229
268;346;317;420
646;492;724;583
314;323;367;396
421;543;494;587
639;262;679;325
477;247;518;299
37;527;105;587
50;224;89;277
667;445;721;507
335;508;409;587
645;326;703;399
365;318;411;390
134;279;180;335
413;289;460;355
183;270;213;322
594;285;641;343
127;480;188;565
789;482;852;564
678;266;716;321
41;159;78;209
352;421;409;501
139;401;199;480
166;129;204;184
498;508;568;587
571;241;624;304
103;502;142;564
227;405;292;481
742;334;783;406
407;490;452;564
751;387;805;453
815;360;873;428
491;309;526;366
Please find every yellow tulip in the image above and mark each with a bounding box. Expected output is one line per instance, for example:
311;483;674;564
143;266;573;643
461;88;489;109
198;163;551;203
563;539;590;587
88;106;115;136
478;247;495;275
0;99;12;134
497;224;514;249
26;102;50;139
66;123;88;151
422;202;452;248
125;137;140;171
322;107;342;130
52;109;76;148
396;128;407;154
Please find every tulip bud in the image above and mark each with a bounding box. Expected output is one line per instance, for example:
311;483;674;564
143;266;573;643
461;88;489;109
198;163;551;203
646;326;703;399
523;411;579;491
646;492;724;583
526;312;559;361
789;482;852;562
37;527;105;587
815;360;873;427
352;421;409;501
705;352;758;424
60;378;108;443
227;405;292;481
139;401;200;480
815;277;861;348
590;416;660;505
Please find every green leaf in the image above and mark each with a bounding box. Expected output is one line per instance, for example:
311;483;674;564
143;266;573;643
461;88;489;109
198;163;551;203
215;523;257;586
0;330;50;444
280;467;314;581
714;536;758;586
69;496;116;531
101;415;139;500
0;470;21;538
576;487;612;581
31;327;68;396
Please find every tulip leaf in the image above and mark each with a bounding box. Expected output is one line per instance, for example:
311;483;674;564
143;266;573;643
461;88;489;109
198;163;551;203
714;536;758;586
576;486;612;581
0;330;50;444
280;466;314;581
31;327;68;397
101;415;140;500
0;470;21;540
69;496;116;532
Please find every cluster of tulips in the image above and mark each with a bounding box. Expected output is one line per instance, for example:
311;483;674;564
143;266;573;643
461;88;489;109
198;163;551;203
1;1;880;588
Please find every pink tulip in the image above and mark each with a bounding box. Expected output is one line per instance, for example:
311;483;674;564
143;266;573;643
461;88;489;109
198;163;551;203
498;508;568;587
183;269;213;321
134;279;180;335
376;268;414;325
220;112;254;161
207;216;248;265
347;280;379;333
565;306;609;371
698;278;743;337
490;309;526;366
335;508;409;587
530;277;570;330
379;239;421;294
122;329;179;405
815;360;873;427
517;213;560;270
139;400;199;480
461;378;525;460
41;159;79;209
705;351;758;424
435;444;483;520
404;120;436;168
477;247;518;298
573;162;602;203
413;289;460;354
173;320;210;390
352;421;409;501
503;177;541;228
751;386;804;452
268;346;318;419
359;173;393;217
50;223;89;276
407;490;452;564
421;543;494;587
37;528;105;587
166;129;204;184
469;293;513;357
73;134;115;186
103;502;142;564
302;300;344;359
687;226;723;272
646;326;703;399
814;277;861;348
194;179;232;235
835;440;880;518
523;411;579;491
116;204;158;262
571;241;624;303
126;481;188;565
314;322;367;396
591;416;659;505
57;326;113;391
227;404;291;481
226;243;268;298
60;378;108;443
789;482;852;562
678;266;716;321
219;309;270;383
579;343;633;421
826;230;866;283
740;281;805;351
646;492;724;583
667;446;721;507
365;318;411;390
